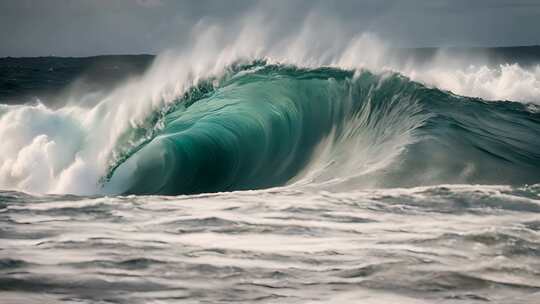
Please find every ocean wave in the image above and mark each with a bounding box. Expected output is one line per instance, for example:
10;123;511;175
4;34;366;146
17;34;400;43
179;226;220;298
2;61;540;195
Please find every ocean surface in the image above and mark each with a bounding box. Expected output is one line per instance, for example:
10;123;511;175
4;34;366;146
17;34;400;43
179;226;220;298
1;45;540;303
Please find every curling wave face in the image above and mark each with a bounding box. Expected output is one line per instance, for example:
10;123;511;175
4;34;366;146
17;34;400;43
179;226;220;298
100;62;540;195
103;63;424;194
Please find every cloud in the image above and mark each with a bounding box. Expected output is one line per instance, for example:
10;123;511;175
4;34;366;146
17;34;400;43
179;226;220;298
136;0;163;8
0;0;539;56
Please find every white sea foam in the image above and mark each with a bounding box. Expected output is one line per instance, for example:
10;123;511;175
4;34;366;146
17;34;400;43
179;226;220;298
408;63;540;103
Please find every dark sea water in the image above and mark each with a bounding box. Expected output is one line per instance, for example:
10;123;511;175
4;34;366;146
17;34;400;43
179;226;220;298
1;47;540;303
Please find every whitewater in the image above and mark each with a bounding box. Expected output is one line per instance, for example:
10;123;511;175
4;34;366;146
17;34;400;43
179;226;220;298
1;17;540;303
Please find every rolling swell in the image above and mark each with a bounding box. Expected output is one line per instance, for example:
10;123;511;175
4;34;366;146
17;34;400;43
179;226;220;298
104;62;540;195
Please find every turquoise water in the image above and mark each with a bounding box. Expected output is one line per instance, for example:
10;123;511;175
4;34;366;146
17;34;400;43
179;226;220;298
105;62;540;195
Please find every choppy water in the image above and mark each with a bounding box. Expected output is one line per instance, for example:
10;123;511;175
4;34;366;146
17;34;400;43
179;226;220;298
2;185;540;303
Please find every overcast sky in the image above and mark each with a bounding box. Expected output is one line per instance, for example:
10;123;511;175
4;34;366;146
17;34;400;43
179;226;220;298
1;0;540;57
